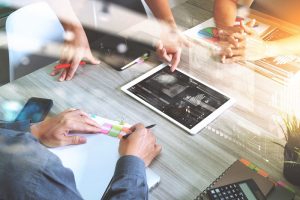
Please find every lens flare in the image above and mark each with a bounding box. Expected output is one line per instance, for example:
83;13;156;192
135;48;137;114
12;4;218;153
0;101;23;121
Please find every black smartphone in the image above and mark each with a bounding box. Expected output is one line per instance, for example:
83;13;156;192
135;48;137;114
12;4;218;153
15;97;53;123
90;34;150;71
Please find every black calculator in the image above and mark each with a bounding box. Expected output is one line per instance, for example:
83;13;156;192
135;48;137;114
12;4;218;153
207;179;266;200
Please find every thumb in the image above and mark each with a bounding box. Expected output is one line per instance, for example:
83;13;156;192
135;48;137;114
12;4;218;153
86;51;101;65
66;135;87;145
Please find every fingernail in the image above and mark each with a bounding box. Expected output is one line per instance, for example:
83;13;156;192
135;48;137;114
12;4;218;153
66;76;71;81
79;137;87;143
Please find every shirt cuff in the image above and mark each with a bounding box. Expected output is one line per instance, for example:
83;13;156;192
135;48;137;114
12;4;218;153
0;120;31;132
114;155;146;179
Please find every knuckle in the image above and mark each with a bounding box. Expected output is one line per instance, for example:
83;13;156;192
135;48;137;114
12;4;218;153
64;119;73;128
72;136;79;144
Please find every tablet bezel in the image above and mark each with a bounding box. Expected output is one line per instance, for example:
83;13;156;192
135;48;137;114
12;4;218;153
121;63;235;135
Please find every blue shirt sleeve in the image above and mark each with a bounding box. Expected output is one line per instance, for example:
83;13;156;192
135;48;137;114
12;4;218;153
0;128;83;200
0;120;31;132
0;127;148;200
101;155;148;200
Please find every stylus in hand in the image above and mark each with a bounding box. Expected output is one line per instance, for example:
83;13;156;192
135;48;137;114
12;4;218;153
122;124;156;139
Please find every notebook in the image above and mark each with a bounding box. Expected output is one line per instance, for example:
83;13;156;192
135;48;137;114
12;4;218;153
267;184;295;200
49;115;160;200
194;159;275;200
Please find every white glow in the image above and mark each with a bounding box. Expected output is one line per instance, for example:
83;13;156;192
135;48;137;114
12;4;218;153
116;43;127;54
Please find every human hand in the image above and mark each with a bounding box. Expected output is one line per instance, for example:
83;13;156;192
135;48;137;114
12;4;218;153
30;109;101;147
219;34;269;63
119;123;162;167
217;19;271;63
218;19;256;48
156;30;189;72
50;25;100;81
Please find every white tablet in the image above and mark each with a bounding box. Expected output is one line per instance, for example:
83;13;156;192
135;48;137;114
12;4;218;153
121;64;235;135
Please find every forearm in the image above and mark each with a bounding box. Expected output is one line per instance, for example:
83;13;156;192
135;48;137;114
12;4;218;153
266;35;300;57
102;156;148;200
214;0;238;28
45;0;82;31
145;0;176;28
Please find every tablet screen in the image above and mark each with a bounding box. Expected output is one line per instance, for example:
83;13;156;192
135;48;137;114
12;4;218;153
122;64;234;133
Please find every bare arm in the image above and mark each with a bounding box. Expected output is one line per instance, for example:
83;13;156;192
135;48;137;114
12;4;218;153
214;0;238;28
144;0;176;28
46;0;100;81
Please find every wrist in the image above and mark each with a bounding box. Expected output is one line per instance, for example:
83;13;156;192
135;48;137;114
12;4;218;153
62;21;84;35
167;19;177;30
30;123;41;139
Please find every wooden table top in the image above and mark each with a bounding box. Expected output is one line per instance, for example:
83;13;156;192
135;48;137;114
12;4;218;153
0;0;299;199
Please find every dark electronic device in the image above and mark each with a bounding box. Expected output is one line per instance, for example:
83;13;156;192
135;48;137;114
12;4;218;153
90;34;150;71
84;26;153;71
15;97;53;123
207;179;266;200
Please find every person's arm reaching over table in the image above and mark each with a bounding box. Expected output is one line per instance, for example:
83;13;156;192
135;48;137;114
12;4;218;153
101;123;161;200
214;0;239;29
214;0;300;63
46;0;100;81
221;33;300;63
214;0;255;45
145;0;176;29
145;0;188;71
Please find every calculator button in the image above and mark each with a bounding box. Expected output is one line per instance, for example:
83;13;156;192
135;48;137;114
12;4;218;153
216;189;220;193
211;190;215;194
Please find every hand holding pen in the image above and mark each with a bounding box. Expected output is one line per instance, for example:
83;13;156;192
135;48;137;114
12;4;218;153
122;124;156;139
119;123;161;167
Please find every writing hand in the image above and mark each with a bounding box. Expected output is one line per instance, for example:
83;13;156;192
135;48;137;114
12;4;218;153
119;123;162;167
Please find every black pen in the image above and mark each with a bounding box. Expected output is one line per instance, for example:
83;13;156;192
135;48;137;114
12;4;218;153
122;124;156;139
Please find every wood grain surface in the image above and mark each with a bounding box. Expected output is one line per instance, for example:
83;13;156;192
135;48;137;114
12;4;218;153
0;0;299;199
